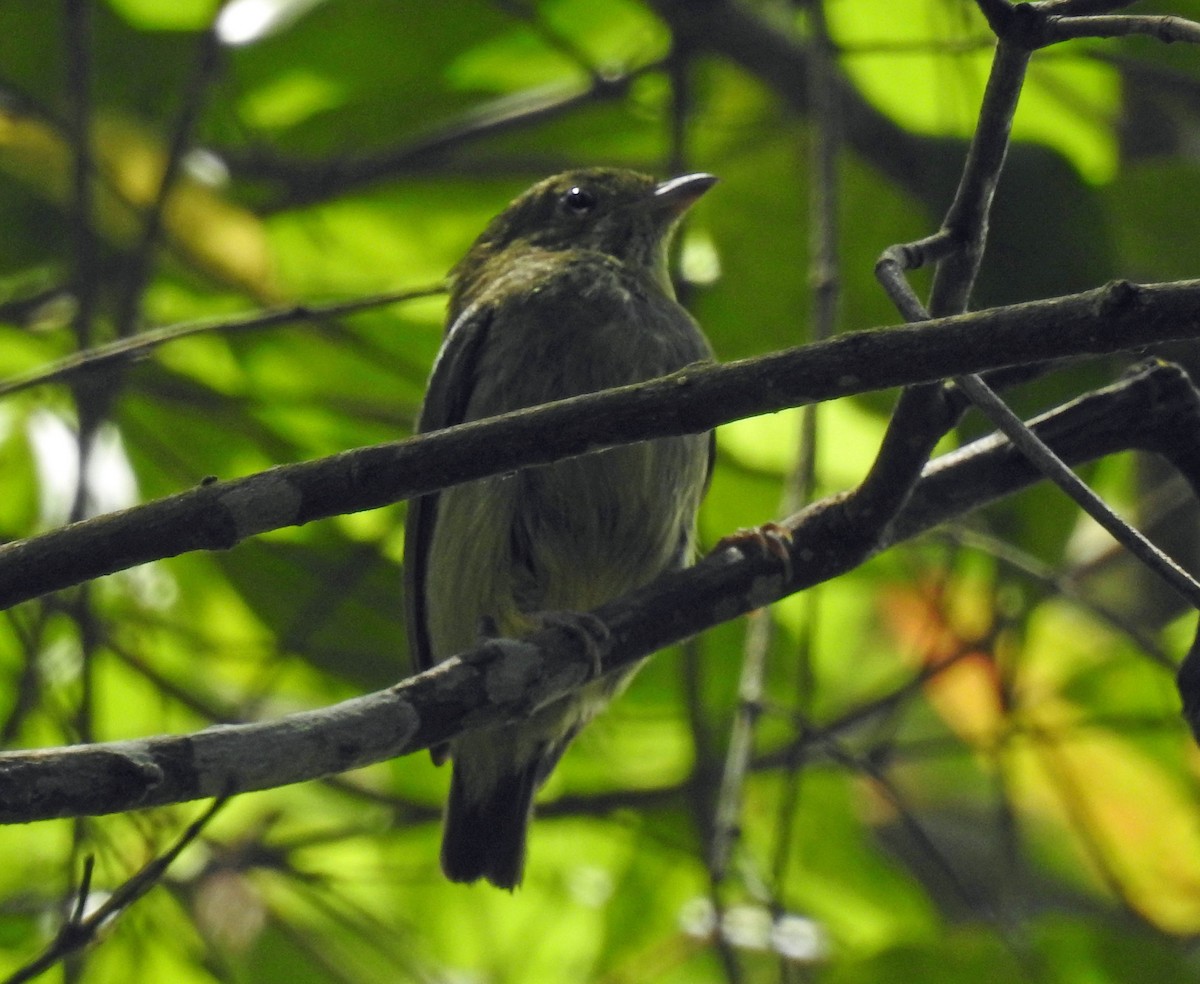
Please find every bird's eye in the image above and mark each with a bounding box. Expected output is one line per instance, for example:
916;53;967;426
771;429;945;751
562;186;597;214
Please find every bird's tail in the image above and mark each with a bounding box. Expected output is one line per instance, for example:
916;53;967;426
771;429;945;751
441;754;541;890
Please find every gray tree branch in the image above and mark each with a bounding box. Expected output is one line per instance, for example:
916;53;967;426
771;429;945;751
1;277;1199;611
0;359;1197;824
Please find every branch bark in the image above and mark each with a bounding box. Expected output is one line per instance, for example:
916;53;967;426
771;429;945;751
2;278;1200;611
2;360;1197;824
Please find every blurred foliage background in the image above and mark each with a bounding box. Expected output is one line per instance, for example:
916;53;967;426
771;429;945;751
2;0;1200;981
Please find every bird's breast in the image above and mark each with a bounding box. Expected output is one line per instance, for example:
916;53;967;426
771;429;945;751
426;250;711;654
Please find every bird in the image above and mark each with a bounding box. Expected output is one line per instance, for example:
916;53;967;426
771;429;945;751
403;167;716;889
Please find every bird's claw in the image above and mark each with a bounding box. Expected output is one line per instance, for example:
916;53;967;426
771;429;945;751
476;613;502;641
717;522;794;582
533;610;612;679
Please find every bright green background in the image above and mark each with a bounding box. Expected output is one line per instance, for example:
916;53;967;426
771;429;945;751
1;0;1199;981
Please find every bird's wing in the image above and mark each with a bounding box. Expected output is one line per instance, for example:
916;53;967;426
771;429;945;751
402;303;494;674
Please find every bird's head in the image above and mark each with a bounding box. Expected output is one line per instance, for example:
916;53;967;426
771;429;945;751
452;167;716;300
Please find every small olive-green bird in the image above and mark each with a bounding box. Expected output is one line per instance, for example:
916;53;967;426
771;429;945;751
403;167;716;889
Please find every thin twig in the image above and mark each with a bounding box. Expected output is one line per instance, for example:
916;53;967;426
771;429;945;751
873;3;1200;638
874;231;956;322
855;37;1034;563
1040;0;1140;14
230;66;659;210
1023;727;1145;922
928;38;1030;316
711;611;768;881
114;26;224;339
63;0;96;352
877;277;1200;606
661;44;742;983
0;285;445;400
955;373;1200;607
491;0;606;83
1042;13;1200;45
3;797;228;984
942;527;1174;668
833;744;988;915
768;0;843;906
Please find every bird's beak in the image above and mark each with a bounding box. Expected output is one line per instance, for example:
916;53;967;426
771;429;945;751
653;172;718;218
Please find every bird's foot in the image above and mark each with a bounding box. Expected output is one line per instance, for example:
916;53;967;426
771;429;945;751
476;613;502;641
531;610;612;679
717;522;795;583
